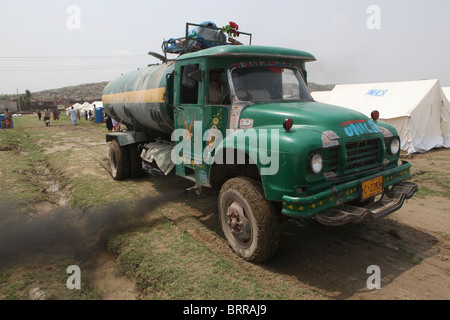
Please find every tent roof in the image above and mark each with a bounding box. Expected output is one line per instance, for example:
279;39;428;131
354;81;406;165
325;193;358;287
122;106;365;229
75;102;90;110
89;101;103;108
318;79;441;119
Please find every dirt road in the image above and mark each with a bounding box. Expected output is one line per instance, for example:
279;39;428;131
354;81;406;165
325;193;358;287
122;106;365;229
0;115;449;300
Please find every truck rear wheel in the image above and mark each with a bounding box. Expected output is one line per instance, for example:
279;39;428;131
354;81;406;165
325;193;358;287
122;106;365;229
109;139;130;180
128;144;144;178
218;177;279;263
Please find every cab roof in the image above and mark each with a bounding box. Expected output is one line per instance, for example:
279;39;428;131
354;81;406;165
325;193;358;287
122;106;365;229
176;45;316;62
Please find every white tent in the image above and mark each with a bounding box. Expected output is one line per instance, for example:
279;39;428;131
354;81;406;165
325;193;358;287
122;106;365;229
66;103;81;115
443;87;450;101
311;91;332;102
313;79;450;154
77;102;90;109
75;102;90;114
442;87;450;146
81;101;103;116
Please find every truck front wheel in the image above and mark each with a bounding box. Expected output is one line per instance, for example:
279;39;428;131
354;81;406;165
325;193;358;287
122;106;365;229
218;177;279;263
109;139;130;180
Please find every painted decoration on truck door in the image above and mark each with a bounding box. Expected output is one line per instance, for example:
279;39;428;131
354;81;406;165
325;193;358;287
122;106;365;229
183;114;195;142
205;109;225;152
209;110;224;129
229;102;250;131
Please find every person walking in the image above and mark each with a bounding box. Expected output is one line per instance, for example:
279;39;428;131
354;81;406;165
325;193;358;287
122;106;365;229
43;109;51;126
70;106;78;126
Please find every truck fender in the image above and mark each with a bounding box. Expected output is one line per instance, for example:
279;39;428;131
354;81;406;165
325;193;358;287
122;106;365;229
106;131;148;147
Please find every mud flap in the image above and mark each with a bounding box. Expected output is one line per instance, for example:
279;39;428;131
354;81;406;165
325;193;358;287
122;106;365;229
315;182;418;226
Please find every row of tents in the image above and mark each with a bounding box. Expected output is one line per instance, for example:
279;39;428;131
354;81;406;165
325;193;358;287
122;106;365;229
311;79;450;154
65;101;103;117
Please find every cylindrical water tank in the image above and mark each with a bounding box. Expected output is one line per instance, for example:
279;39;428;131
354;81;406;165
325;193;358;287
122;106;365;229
102;62;175;136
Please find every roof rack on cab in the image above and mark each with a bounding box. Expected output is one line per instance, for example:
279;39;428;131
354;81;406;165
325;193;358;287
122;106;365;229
161;22;252;56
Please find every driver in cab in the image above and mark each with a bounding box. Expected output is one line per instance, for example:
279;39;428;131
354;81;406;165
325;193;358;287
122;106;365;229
209;69;230;105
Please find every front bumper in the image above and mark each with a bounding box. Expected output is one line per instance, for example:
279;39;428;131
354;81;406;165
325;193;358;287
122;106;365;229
282;161;418;224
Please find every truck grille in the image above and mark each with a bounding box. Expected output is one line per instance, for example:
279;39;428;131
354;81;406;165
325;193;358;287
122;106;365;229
345;140;380;172
322;147;339;172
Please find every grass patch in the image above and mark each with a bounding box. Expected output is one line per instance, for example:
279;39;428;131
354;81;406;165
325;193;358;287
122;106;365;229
0;116;109;299
108;216;296;300
0;128;47;205
1;115;308;300
415;186;443;199
411;170;450;199
0;254;99;300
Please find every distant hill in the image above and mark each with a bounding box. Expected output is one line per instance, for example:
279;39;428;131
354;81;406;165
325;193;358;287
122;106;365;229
3;81;334;103
30;82;109;102
308;82;335;92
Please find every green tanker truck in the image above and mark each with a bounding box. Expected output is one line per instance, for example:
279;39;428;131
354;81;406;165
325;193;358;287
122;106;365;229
103;23;418;263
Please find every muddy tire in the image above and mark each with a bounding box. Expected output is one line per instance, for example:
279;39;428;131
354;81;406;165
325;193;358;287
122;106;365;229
128;144;144;178
109;139;130;180
218;177;279;263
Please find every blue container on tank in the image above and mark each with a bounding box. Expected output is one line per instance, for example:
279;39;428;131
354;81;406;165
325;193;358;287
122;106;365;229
95;108;104;123
0;114;5;129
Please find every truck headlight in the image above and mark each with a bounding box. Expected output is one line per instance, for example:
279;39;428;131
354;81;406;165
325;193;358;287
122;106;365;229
310;153;323;174
389;139;400;155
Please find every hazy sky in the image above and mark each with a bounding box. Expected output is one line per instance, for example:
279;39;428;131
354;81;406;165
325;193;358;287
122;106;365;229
1;0;449;94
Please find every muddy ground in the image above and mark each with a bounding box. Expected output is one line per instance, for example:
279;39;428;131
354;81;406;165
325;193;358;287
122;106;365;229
0;115;449;300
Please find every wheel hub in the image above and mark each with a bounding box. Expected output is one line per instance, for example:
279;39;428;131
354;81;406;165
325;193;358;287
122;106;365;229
226;201;251;244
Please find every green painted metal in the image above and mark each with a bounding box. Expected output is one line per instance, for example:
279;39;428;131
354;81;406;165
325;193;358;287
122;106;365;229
105;132;148;146
102;62;175;137
282;161;413;218
103;41;414;220
176;45;316;62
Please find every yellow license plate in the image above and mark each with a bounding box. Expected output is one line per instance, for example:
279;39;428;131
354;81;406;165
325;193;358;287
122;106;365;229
361;176;383;200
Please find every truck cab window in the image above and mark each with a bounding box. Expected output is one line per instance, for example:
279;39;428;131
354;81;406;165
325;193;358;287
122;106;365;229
231;65;313;103
181;64;200;104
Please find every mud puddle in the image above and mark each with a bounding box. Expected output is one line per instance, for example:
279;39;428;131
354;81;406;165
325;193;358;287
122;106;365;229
35;165;70;207
89;251;139;300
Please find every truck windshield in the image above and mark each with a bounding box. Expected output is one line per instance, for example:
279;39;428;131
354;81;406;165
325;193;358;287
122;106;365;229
230;66;313;103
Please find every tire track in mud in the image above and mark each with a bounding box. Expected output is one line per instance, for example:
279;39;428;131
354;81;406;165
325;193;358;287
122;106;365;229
31;162;70;208
3;124;141;298
31;132;110;211
34;129;207;299
50;133;140;299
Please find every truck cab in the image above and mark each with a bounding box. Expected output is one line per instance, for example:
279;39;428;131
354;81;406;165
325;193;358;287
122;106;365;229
104;23;418;263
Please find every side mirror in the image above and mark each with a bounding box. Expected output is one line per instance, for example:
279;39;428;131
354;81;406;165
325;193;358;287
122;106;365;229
182;64;200;88
189;69;202;82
